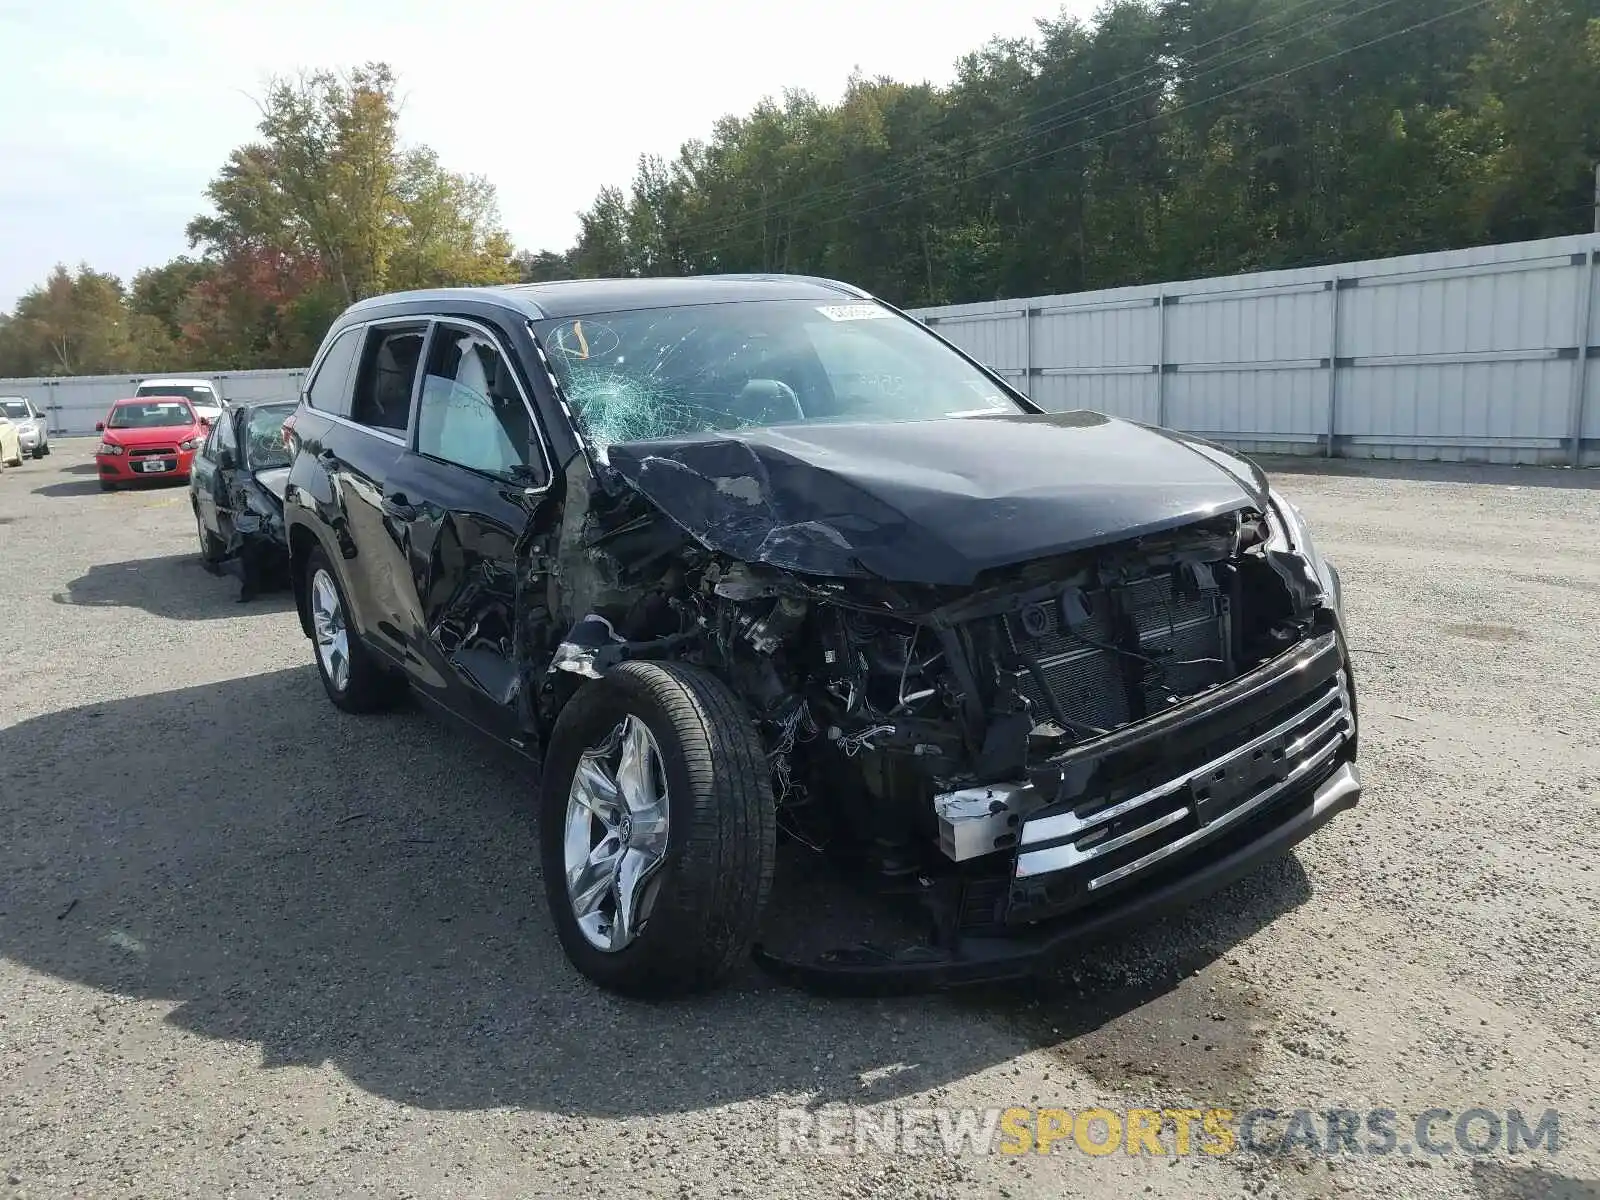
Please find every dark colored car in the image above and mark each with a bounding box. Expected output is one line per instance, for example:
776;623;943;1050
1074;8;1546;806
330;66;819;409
190;400;296;599
282;276;1360;998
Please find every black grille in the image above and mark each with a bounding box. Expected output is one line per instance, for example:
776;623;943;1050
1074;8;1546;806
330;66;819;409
998;572;1229;733
128;446;177;457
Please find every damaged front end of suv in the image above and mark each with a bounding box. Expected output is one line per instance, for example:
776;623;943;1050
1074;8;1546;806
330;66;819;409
534;346;1359;991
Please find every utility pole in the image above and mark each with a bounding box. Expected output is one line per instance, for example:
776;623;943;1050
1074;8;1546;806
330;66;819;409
1593;162;1599;233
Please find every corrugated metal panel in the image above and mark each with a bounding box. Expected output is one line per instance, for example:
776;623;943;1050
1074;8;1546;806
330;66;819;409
912;233;1600;466
12;238;1600;464
0;368;305;435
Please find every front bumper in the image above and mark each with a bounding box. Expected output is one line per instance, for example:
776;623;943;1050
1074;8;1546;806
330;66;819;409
97;449;195;481
754;630;1360;993
18;427;39;450
755;758;1360;991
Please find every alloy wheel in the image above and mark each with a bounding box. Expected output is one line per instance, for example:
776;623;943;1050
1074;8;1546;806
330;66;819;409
562;715;672;952
310;567;350;693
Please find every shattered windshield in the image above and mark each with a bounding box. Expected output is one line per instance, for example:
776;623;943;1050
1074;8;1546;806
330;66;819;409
532;299;1022;452
244;404;295;470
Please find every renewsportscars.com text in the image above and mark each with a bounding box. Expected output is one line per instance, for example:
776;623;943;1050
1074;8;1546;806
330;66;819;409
775;1106;1563;1159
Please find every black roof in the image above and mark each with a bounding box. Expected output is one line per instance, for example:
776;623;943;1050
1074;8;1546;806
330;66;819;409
343;274;871;322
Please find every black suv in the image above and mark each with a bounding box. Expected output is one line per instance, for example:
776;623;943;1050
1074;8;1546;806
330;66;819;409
282;276;1360;997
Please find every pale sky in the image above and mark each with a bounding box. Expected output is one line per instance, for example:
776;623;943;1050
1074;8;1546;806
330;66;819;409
0;0;1099;308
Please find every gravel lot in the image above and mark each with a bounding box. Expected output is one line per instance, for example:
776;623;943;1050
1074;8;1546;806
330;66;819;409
1;441;1597;1200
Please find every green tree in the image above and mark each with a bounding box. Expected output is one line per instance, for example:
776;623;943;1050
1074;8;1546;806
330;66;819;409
188;63;515;307
0;265;169;377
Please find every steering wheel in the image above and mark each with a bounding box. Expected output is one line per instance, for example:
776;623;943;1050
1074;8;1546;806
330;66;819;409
732;378;804;426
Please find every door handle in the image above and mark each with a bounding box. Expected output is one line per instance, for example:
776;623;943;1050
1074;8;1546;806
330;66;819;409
381;492;417;521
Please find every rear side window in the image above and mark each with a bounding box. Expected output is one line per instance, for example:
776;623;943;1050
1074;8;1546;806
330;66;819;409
351;326;426;434
306;327;362;417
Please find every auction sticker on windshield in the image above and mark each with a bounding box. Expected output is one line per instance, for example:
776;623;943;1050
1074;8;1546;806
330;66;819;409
815;304;894;322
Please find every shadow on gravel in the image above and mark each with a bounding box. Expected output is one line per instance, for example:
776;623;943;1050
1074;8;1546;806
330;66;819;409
1471;1161;1600;1200
1254;455;1600;490
0;670;1314;1118
32;478;112;497
56;552;294;619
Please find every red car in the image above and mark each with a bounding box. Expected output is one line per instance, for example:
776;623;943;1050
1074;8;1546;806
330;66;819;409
95;396;211;489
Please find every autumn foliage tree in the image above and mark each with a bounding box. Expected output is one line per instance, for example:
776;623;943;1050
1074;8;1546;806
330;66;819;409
0;62;516;376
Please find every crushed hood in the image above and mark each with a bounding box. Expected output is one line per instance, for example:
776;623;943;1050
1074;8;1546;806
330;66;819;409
605;411;1267;586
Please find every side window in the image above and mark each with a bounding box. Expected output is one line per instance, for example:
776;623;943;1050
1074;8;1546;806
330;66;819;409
351;326;426;434
416;325;541;481
307;326;362;417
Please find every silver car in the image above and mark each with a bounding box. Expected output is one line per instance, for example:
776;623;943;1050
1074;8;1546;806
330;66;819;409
0;396;48;459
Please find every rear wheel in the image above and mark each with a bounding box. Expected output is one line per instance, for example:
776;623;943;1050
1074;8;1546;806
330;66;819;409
304;545;402;713
540;661;776;997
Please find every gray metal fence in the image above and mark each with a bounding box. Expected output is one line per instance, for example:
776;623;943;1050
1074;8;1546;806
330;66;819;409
9;234;1600;463
0;369;305;437
910;233;1600;466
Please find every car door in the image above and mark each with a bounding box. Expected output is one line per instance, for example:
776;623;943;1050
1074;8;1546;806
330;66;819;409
316;322;432;670
192;407;239;540
378;318;557;746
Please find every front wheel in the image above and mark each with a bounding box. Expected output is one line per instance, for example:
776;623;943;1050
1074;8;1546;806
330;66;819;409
540;661;776;997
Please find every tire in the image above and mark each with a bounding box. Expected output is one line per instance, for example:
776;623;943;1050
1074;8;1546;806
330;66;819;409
31;446;43;460
540;661;776;997
303;544;402;713
194;504;226;567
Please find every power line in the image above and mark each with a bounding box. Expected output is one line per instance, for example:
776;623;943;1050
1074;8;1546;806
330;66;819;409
759;0;1496;246
683;0;1340;235
674;0;1409;247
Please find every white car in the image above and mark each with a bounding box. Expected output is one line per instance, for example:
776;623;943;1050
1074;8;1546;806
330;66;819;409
135;378;223;424
0;415;22;469
0;396;49;458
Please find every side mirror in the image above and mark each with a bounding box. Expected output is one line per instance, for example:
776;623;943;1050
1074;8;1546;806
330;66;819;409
95;421;105;432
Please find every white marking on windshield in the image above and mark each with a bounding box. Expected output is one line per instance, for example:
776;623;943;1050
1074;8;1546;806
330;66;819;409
815;304;893;322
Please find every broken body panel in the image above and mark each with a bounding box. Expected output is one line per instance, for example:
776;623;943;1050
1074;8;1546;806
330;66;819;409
547;408;1357;987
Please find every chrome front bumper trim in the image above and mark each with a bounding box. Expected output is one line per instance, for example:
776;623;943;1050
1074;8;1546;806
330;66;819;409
1014;670;1354;886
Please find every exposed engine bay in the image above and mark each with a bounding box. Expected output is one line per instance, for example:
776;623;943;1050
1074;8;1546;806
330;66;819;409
514;403;1359;989
542;462;1329;887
